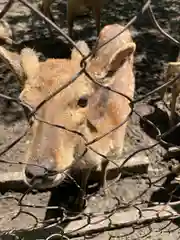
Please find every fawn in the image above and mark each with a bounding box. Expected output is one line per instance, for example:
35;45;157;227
40;0;103;37
0;24;136;209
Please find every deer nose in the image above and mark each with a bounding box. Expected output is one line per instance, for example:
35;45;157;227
24;157;56;186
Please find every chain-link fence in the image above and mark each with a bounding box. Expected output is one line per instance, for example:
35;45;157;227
0;0;180;239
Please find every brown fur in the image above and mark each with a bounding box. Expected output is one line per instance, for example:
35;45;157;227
40;0;103;37
0;24;136;209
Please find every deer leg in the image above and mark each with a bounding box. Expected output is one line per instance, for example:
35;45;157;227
170;87;178;126
160;82;167;101
92;5;101;36
67;16;74;39
98;159;111;196
67;2;74;38
161;69;171;101
40;0;55;36
72;168;91;212
99;159;109;188
67;0;83;38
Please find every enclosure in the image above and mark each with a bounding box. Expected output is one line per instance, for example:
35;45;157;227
0;0;180;239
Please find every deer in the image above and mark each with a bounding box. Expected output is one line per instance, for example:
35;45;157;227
0;23;136;210
40;0;103;38
161;50;180;126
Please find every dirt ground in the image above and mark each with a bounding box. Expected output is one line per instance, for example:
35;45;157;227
0;0;180;239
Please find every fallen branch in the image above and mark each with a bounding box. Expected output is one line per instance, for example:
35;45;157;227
0;205;178;239
65;205;178;238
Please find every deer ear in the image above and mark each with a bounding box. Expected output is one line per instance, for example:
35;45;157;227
71;40;90;62
107;42;136;73
20;48;40;81
0;46;24;85
0;47;40;88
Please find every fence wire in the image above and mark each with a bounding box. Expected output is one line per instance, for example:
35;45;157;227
0;0;180;239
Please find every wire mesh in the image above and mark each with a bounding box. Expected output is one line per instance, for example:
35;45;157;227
0;0;180;239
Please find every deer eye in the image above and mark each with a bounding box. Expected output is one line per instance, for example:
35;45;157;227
77;96;88;108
